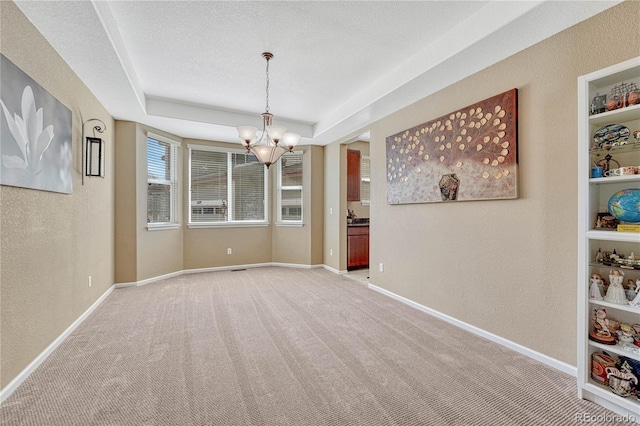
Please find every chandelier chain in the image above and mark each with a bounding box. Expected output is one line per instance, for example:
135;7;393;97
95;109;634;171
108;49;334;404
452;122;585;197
265;55;270;113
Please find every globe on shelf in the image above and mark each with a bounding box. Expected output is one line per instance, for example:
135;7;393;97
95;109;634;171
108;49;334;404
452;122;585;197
608;188;640;223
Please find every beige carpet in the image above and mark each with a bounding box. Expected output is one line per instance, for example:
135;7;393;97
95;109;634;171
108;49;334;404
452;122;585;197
0;267;629;425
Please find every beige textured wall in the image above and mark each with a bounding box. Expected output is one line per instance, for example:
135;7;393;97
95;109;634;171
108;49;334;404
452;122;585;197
367;1;640;366
135;125;184;281
182;138;272;270
114;121;137;283
114;121;184;283
273;146;311;265
0;1;114;388
310;146;325;266
271;145;324;266
323;142;346;271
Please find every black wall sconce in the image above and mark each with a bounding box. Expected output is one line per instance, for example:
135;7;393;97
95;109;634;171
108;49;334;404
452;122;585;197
82;118;106;184
85;136;104;177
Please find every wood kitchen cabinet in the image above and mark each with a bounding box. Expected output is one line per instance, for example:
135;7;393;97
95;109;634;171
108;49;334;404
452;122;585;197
347;149;360;201
347;225;369;270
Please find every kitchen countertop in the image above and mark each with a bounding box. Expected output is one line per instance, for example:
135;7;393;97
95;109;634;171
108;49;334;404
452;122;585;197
347;218;369;227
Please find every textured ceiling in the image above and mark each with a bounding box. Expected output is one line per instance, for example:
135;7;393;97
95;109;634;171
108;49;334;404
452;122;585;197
14;1;621;145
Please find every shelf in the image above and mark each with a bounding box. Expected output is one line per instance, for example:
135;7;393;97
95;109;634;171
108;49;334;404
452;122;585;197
586;230;640;242
584;380;640;413
590;140;640;156
589;341;640;362
589;262;640;271
589;298;640;314
590;175;640;184
589;104;640;126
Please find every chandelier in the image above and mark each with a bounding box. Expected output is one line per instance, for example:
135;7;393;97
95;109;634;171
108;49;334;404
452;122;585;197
236;52;300;168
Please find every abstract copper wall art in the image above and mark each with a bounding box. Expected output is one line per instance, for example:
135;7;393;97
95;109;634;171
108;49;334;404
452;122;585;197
386;89;518;204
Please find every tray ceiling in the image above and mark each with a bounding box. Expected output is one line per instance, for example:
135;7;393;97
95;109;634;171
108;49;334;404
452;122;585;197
14;1;620;145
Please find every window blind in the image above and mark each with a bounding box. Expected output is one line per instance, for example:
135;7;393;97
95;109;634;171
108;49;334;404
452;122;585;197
360;155;370;204
189;145;268;224
190;150;228;222
278;152;303;222
147;135;179;224
230;153;265;221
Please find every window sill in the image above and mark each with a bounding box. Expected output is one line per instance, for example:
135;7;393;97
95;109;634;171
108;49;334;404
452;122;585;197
276;222;304;227
188;222;269;229
147;223;180;231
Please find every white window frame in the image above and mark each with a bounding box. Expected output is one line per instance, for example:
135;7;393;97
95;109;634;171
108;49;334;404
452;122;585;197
146;132;180;231
187;144;269;228
276;151;304;226
360;155;370;205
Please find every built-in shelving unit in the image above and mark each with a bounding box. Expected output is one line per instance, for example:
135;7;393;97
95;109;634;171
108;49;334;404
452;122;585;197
577;56;640;422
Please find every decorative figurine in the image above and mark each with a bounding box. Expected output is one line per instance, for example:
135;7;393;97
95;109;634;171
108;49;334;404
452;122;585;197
626;279;638;301
591;352;617;385
607;96;622;111
629;279;640;308
590;93;607;115
627;82;640;106
618;323;636;347
590;308;617;345
605;365;638;397
596;248;604;263
623;253;637;268
619;333;635;345
605;269;628;305
633;325;640;349
595;213;618;230
590;273;604;300
608;83;632;111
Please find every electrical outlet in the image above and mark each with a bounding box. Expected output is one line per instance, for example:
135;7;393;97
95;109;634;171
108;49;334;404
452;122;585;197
330;249;333;256
378;263;384;272
88;276;92;287
227;248;232;255
329;208;333;215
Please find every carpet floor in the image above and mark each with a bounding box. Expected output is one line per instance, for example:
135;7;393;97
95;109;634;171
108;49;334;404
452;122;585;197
0;267;630;425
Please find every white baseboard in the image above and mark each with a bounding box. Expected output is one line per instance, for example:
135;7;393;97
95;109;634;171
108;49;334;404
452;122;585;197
368;283;577;377
136;270;183;286
113;282;136;289
116;262;335;287
183;263;272;275
322;264;348;275
271;262;322;269
0;284;115;403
